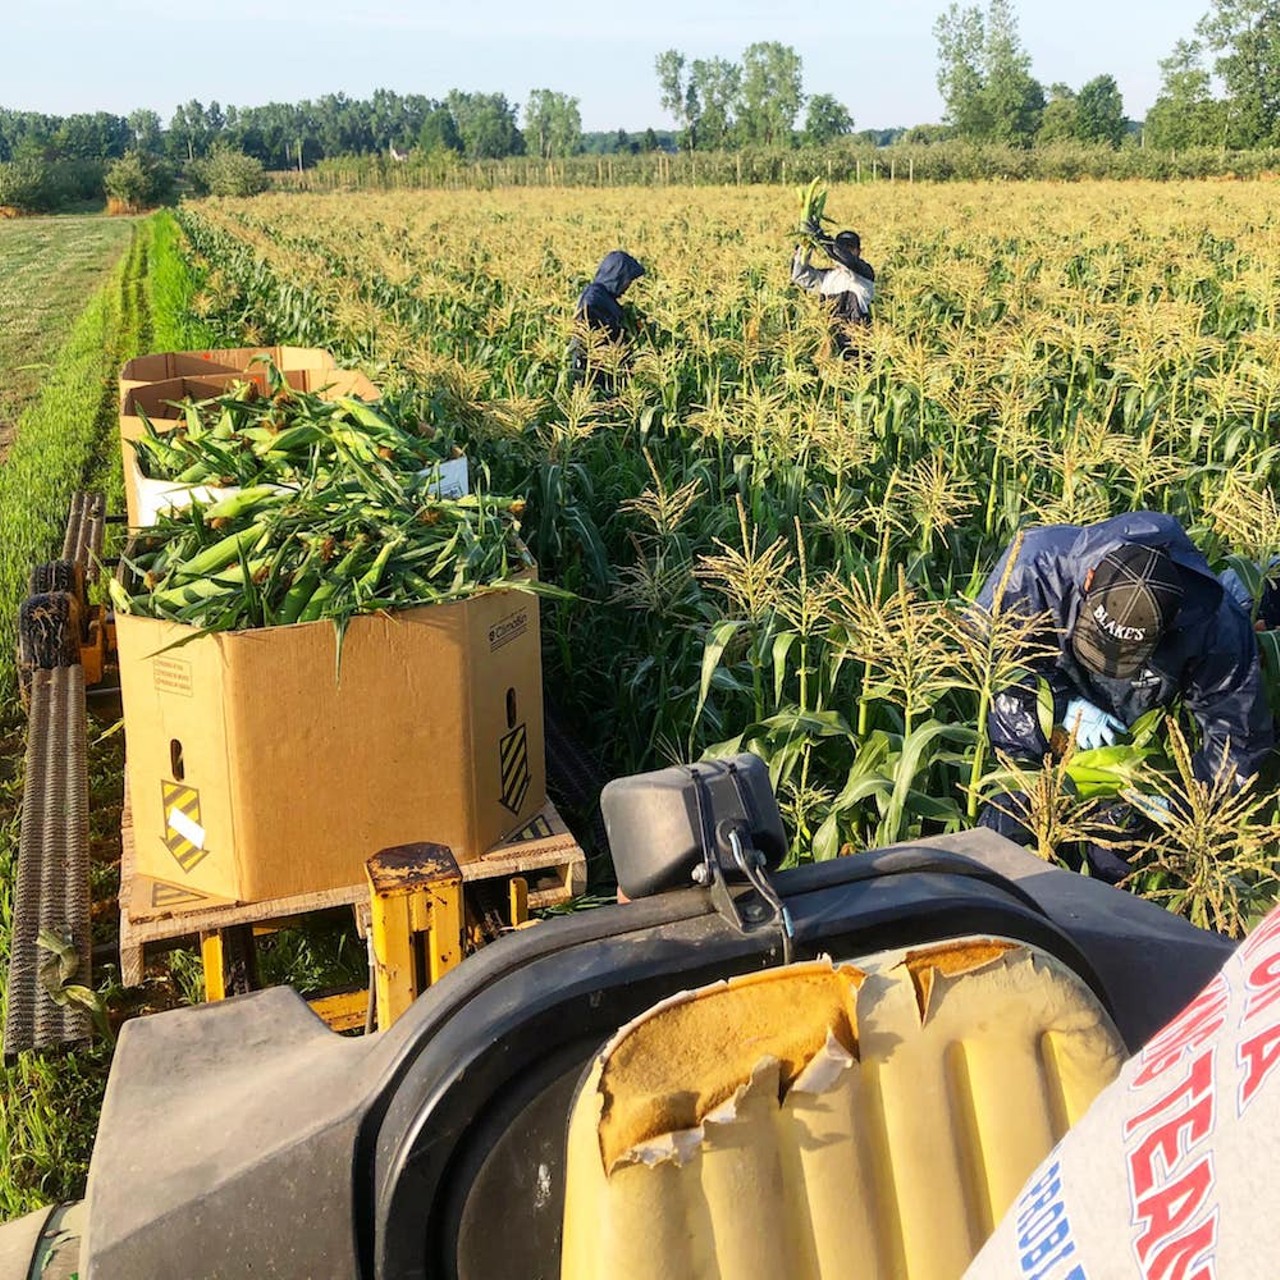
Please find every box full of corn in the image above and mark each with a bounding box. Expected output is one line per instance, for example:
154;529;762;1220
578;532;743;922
111;474;544;904
120;363;466;527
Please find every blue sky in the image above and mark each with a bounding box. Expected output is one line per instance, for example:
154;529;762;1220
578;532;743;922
11;0;1210;132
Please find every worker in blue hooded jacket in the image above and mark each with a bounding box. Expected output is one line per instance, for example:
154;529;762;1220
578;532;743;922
975;511;1274;881
569;250;645;390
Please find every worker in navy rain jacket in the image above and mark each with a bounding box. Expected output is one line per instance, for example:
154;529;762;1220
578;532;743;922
975;511;1274;882
569;250;645;390
1220;560;1280;630
790;226;875;360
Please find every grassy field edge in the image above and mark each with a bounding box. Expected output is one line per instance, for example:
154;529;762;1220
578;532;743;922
0;216;153;1219
0;221;148;707
147;208;214;354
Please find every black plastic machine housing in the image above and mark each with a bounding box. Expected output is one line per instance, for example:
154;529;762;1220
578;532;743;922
601;753;786;899
71;827;1236;1280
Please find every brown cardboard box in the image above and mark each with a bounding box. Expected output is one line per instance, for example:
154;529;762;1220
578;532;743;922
119;368;380;527
115;589;546;903
119;346;337;404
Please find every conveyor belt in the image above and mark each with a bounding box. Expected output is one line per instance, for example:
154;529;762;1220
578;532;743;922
5;491;102;1060
4;665;92;1059
61;490;105;579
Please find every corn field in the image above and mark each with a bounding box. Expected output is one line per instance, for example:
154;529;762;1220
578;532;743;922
169;180;1280;935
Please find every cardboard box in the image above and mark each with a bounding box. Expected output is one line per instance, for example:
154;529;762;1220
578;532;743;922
119;368;380;527
119;347;337;404
115;589;546;903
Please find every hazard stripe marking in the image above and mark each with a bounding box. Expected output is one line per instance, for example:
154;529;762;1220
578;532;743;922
161;779;210;873
510;813;554;842
500;724;530;814
151;881;211;909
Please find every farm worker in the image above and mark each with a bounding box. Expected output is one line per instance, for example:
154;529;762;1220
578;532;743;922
569;249;646;390
790;225;875;360
974;510;1274;881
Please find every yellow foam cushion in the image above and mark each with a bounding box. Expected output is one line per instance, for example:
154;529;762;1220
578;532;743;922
561;938;1125;1280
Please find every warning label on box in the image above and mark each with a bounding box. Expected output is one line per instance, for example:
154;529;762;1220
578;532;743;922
488;609;529;654
150;881;212;910
153;657;193;697
500;724;530;814
161;780;209;873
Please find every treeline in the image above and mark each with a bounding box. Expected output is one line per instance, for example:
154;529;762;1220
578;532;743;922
287;140;1280;194
0;91;528;214
7;0;1280;211
0;92;521;172
0;148;268;216
931;0;1280;152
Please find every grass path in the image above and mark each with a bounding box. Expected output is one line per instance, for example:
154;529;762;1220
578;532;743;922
0;215;151;1219
0;216;134;462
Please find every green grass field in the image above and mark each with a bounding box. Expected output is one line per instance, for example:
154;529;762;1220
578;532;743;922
0;216;133;460
0;212;148;1219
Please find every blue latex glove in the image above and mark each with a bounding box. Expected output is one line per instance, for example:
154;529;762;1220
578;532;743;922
1064;697;1126;750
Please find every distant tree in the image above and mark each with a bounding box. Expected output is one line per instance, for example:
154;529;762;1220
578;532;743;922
1075;74;1126;146
53;112;130;161
104;150;175;210
935;3;991;135
981;0;1044;143
1197;0;1280;146
128;109;164;155
1037;83;1079;142
803;93;854;145
194;147;268;197
616;128;640;154
690;57;740;149
367;88;432;154
420;104;462;155
643;127;660;152
1144;39;1225;148
656;49;700;148
168;100;219;161
447;92;523;159
900;123;952;144
934;0;1043;144
0;158;50;212
738;42;804;146
524;90;581;158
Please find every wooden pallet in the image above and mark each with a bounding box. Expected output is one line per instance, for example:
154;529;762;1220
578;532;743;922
118;795;587;987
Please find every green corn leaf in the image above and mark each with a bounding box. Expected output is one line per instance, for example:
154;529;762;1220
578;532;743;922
694;619;744;729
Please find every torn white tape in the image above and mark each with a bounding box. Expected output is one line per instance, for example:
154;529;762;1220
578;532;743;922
168;806;206;850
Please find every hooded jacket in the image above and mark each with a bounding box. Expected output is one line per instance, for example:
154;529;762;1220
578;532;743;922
575;251;645;341
975;511;1273;788
791;246;875;326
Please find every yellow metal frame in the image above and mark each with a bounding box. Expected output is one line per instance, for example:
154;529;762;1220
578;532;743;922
366;843;464;1030
200;931;227;1002
196;848;522;1031
307;989;369;1033
509;876;529;927
79;607;108;686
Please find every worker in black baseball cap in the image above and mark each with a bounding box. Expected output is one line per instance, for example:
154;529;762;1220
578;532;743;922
1072;543;1186;678
973;512;1273;882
